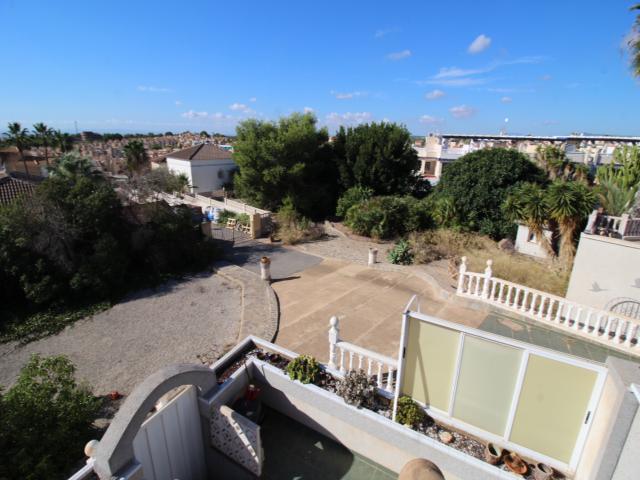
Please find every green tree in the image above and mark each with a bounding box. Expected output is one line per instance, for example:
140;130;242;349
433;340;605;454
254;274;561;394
332;122;420;196
49;153;97;180
335;185;373;217
123;140;149;175
233;112;338;219
32;123;53;166
199;130;210;138
435;148;545;239
545;180;595;265
4;122;31;178
0;354;101;480
503;183;555;257
53;130;73;153
596;146;640;214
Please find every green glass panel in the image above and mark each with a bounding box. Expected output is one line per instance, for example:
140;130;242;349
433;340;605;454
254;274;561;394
452;336;522;435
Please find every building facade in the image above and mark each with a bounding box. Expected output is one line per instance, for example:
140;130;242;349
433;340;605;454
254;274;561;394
165;144;237;194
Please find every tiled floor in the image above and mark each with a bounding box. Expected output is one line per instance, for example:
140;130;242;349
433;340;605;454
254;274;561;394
261;408;396;480
480;309;639;364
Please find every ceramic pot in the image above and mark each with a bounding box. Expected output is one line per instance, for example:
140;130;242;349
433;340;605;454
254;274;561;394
504;452;528;476
532;462;554;480
483;443;503;465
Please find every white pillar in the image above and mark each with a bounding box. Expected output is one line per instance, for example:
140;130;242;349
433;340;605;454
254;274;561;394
260;256;271;281
482;259;493;299
457;256;468;294
328;316;339;370
368;248;378;266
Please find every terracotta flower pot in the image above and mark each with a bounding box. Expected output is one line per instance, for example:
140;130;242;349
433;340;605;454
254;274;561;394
504;452;528;476
483;443;503;465
532;462;554;480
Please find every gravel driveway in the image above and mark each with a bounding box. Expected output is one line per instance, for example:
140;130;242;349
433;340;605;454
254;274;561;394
0;272;242;395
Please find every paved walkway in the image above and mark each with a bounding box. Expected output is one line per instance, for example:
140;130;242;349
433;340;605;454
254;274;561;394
0;264;274;395
272;258;487;362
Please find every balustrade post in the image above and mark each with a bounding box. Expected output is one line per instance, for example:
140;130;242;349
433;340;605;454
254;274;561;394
482;260;493;299
620;214;630;237
328;316;339;370
584;209;599;234
456;256;468;294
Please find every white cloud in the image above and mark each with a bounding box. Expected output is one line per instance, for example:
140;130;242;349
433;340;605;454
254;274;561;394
501;96;512;103
420;115;443;125
181;110;209;119
419;77;488;87
468;34;491;54
249;97;257;102
325;112;372;126
433;66;487;79
175;100;183;106
541;74;552;81
303;107;315;113
229;102;255;114
137;85;171;93
331;90;367;100
386;49;412;61
425;89;445;100
374;27;398;38
450;105;476;118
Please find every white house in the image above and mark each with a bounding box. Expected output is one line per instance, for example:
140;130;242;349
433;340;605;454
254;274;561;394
165;144;236;194
514;223;554;259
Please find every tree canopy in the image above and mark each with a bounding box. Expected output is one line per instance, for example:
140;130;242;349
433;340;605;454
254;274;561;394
332;122;420;196
232;113;338;219
434;147;545;239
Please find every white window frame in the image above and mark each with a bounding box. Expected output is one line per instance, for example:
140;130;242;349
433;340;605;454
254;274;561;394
392;309;608;476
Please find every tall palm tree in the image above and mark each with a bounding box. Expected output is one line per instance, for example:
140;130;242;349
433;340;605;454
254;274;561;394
545;181;595;265
123;140;149;176
503;183;555;257
53;130;73;154
4;122;31;178
628;4;640;77
33;122;53;166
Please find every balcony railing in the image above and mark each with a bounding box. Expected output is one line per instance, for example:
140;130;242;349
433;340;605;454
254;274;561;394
585;210;640;240
456;258;640;355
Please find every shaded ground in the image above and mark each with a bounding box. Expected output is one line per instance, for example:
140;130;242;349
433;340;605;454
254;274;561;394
0;272;242;394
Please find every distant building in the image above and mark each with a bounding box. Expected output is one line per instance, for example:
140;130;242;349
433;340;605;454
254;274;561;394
415;133;640;184
165;144;236;194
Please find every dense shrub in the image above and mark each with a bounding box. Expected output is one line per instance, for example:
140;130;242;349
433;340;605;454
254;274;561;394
388;240;414;265
0;355;102;480
336;185;373;217
344;196;433;239
395;395;427;428
286;355;320;384
216;209;237;225
435;148;545;239
336;370;377;409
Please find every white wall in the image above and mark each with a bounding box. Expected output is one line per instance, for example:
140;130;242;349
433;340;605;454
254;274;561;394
566;234;640;310
514;224;553;259
166;157;237;194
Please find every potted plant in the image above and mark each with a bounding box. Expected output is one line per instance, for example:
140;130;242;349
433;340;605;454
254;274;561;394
504;452;528;476
532;462;554;480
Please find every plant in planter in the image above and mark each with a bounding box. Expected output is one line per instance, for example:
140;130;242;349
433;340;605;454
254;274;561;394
336;370;377;409
395;395;427;428
286;355;320;384
483;442;503;465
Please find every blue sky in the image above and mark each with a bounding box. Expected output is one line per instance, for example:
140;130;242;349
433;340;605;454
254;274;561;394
1;0;639;136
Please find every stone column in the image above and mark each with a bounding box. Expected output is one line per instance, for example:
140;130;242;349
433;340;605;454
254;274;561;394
260;256;271;282
250;213;261;239
456;256;467;294
328;316;339;370
368;248;378;266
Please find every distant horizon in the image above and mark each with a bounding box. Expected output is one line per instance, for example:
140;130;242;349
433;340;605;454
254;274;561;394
2;0;639;137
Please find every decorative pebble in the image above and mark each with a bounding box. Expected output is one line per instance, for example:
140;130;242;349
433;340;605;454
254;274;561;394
439;431;454;444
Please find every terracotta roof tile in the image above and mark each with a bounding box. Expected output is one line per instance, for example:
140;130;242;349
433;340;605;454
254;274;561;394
167;144;233;161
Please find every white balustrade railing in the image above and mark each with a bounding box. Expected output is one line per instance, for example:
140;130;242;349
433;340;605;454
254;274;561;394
328;316;397;393
585;209;640;240
456;257;640;355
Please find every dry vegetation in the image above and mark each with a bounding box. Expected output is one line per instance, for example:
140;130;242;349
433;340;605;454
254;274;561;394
275;217;325;245
408;230;570;297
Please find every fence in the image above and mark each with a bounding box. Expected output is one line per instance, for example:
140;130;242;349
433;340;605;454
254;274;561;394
456;257;640;355
585;210;640;239
328;316;397;393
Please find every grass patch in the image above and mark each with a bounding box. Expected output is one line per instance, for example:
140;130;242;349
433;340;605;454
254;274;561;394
409;229;570;297
0;302;111;345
